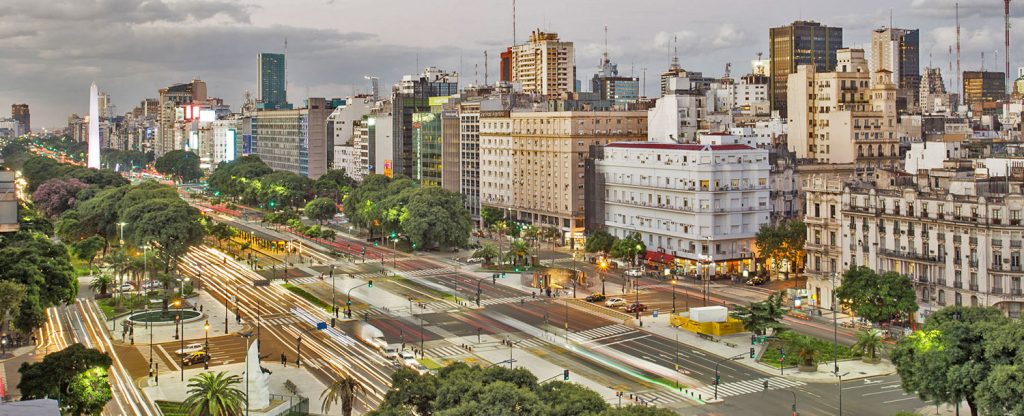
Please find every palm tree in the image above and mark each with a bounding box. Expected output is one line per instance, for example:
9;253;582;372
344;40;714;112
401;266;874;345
104;249;131;296
793;335;819;371
507;239;531;266
490;221;510;263
521;225;539;248
730;291;788;336
852;329;885;363
472;243;500;265
321;373;364;416
90;275;113;295
183;371;246;416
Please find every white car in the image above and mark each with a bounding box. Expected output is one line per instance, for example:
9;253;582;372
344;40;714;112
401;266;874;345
116;283;135;292
605;298;627;308
624;268;643;277
142;280;161;290
466;257;484;264
382;344;402;360
175;343;204;355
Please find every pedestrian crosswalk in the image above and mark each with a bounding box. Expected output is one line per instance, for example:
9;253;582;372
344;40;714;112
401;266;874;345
401;267;455;277
299;357;331;370
260;315;303;326
478;296;544;306
686;377;805;399
425;345;469;358
515;338;548;349
287;276;322;285
567;324;636;343
631;389;688;405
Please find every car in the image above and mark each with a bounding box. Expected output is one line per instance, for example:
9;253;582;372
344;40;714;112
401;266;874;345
116;283;134;292
624;268;643;277
625;302;648;313
175;343;204;355
398;351;417;366
181;351;209;366
382;344;402;360
745;275;769;286
142;280;161;290
605;298;626;308
466;257;485;264
584;293;606;303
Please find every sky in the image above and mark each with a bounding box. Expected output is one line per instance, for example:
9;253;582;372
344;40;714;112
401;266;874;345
1;0;1023;128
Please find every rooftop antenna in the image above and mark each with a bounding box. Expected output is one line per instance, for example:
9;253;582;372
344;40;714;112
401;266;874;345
956;2;962;105
484;50;489;86
603;24;609;66
1006;0;1012;94
982;51;986;71
672;35;680;69
889;8;893;30
512;0;516;46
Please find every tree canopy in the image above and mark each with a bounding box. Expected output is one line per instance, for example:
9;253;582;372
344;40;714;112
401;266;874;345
305;197;339;224
370;363;673;416
154;149;203;183
892;306;1019;416
344;175;471;248
19;344;113;415
584;230;616;254
755;220;806;274
835;266;918;323
730;291;788;336
609;232;645;263
0;231;77;332
31;178;88;218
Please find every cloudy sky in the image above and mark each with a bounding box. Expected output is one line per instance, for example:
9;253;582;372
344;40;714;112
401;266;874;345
1;0;1022;128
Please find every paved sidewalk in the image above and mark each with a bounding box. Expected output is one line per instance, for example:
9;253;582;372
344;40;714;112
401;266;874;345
112;290;246;346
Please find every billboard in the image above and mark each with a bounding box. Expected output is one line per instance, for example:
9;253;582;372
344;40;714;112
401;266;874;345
225;129;237;162
383;160;393;178
428;96;451;106
199;109;216;122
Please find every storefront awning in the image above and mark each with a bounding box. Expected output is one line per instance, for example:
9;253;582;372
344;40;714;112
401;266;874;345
645;251;674;264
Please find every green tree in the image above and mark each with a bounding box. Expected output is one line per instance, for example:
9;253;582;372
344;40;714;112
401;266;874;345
599;406;678;416
537;381;607;416
755;220;806;276
305;197;339;224
207;156;273;203
0;232;77;332
584;230;617;253
852;329;885;362
730;291;788;336
259;171;314;209
321;373;364;416
481;206;504;227
208;222;237;249
0;280;28;334
610;232;645;263
71;235;106;271
472;243;500;265
835;267;918;324
89;275;113;296
121;198;205;273
400;187;472;249
892;306;1008;416
315;169;356;203
154;149;203;183
18;344;113;415
507;239;531;265
182;371;246;416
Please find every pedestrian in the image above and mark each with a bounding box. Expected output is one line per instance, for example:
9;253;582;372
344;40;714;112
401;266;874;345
236;314;242;324
200;305;203;312
281;353;287;367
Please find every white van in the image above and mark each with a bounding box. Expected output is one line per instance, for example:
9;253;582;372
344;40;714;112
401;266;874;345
382;344;402;361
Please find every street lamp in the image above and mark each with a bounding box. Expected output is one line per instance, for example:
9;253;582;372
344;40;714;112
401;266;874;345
699;254;714;306
670;278;677;315
203;320;210;369
117;222;127;246
597;258;608;296
330;266;337;318
835;371;849;415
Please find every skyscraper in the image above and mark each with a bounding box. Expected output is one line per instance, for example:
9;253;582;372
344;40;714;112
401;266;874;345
392;67;458;177
871;27;920;112
11;104;29;133
257;53;288;109
510;30;575;97
769;21;843;117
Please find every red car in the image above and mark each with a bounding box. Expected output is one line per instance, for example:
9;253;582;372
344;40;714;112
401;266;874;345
625;302;647;313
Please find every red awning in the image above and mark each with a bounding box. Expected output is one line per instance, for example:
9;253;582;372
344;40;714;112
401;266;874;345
645;251;674;264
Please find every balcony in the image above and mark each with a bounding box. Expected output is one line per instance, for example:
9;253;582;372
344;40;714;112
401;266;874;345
916;275;929;283
1013;289;1024;296
970;284;979;291
1012;219;1022;226
992;263;1004;271
879;248;939;263
992;287;1003;294
954;281;963;289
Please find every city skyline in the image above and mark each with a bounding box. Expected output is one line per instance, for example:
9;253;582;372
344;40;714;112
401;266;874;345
1;0;1022;128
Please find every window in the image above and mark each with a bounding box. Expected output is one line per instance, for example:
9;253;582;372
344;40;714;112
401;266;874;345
814;203;821;218
830;205;836;219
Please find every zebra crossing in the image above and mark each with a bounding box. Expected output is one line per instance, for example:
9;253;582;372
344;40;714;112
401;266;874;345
478;296;544;306
425;345;469;359
567;324;637;343
632;389;688;405
260;315;303;326
400;267;455;277
286;276;321;285
299;357;331;370
514;338;548;349
686;377;805;399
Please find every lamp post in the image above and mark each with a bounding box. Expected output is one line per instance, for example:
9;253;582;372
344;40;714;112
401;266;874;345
832;271;839;377
117;222;127;246
330;265;337;318
240;331;254;416
835;371;849;415
597;258;608;296
670;278;677;315
203;320;210;369
699;254;713;306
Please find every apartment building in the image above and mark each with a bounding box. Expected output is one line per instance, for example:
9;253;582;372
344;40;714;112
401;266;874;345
248;97;330;179
595;133;770;275
511;30;575;97
480;110;646;247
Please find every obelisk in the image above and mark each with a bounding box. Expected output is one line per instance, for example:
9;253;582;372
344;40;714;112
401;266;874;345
88;82;100;169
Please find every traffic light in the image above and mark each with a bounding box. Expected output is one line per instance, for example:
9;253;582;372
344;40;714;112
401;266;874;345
268;200;277;208
374;242;379;247
367;280;374;288
750;347;755;358
346;300;352;305
492;274;497;284
514;266;520;272
563;370;569;381
330;317;336;328
751;334;756;345
390;232;397;239
501;272;506;279
762;380;769;392
361;247;366;254
715;375;720;385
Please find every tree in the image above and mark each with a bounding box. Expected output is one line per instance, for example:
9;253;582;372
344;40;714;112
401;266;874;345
305;197;339;224
18;344;112;415
852;329;885;362
0;232;77;332
72;235;106;271
154;149;203;183
730;291;787;336
610;232;645;263
121;198;205;273
0;280;27;334
183;371;246;416
321;373;364;416
472;243;500;265
755;220;806;276
584;230;617;254
208;222;237;249
835;267;918;324
507;239;531;265
481;206;504;227
892;306;1009;416
89;275;113;296
207;156;273;203
31;178;88;218
400;187;472;249
259;171;314;209
537;381;606;416
599;406;679;416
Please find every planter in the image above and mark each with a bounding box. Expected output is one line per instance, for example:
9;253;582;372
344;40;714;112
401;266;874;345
861;356;882;364
797;363;819;372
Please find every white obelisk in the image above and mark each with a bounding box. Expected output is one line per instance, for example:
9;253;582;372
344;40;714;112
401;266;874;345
88;82;101;169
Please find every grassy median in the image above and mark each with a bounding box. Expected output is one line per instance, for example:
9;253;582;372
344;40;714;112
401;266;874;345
282;283;331;312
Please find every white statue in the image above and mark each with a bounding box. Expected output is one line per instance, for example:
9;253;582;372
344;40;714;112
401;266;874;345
245;339;270;409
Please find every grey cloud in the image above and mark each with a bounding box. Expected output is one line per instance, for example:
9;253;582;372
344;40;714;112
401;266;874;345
0;0;253;24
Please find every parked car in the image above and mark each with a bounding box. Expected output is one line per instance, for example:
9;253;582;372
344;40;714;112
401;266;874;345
466;257;485;264
625;302;648;314
181;351;209;366
142;280;161;290
116;283;135;292
585;294;606;303
398;351;429;374
745;275;769;286
624;268;643;277
175;343;204;355
605;298;626;308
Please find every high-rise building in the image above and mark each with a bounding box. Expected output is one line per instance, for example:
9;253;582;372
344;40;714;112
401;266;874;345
787;49;900;173
157;79;207;156
769;21;843;117
499;47;513;83
871;27;921;112
510;30;575;97
920;67;952;115
11;104;29;133
592;56;640;107
257;53;289;109
963;71;1006;116
412;98;446;187
249;97;330;178
392;67;458;177
480;110;646;247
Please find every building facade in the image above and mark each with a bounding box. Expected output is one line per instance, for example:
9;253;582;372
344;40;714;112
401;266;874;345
511;30;575;97
257;53;289;109
870;27;921;112
11;104;29;133
157;79;207;156
769;21;844;117
596;134;770;275
249;97;330;179
392;67;458;177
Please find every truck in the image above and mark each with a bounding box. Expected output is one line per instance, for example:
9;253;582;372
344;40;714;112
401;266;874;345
354;322;387;350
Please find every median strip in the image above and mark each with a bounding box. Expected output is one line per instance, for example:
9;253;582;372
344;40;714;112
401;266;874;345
281;283;331;312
